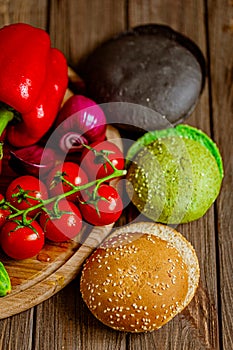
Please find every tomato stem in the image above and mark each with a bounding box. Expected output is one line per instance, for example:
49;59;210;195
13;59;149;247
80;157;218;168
7;167;127;225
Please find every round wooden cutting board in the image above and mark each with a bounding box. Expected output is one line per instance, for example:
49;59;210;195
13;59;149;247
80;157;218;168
0;68;125;319
0;125;123;319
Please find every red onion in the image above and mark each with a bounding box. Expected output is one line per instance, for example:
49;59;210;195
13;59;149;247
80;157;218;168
55;95;107;153
9;144;58;177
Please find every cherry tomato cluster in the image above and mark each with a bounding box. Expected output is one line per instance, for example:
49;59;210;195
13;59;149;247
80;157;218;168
0;140;126;260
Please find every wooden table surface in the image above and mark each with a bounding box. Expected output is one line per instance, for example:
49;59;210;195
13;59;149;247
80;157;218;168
0;1;232;349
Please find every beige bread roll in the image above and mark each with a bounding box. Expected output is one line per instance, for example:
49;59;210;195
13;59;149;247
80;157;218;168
80;222;200;332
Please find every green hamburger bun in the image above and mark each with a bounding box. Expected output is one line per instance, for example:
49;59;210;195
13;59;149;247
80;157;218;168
126;124;223;224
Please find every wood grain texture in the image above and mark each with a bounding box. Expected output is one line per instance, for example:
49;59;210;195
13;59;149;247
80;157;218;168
207;0;233;349
0;0;232;349
126;1;219;349
49;0;127;69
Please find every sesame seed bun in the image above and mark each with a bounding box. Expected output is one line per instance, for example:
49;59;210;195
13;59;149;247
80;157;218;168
126;124;223;224
80;222;200;332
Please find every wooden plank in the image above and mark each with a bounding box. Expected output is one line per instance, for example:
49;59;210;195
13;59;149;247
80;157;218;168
207;0;233;348
31;1;128;349
0;309;34;350
49;0;127;69
0;0;48;28
0;1;49;349
126;1;220;349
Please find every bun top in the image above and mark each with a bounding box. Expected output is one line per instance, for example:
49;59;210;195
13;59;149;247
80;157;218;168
82;24;206;131
125;124;223;224
80;222;200;332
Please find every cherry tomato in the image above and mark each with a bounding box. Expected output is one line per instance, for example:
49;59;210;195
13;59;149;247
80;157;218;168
0;218;45;260
5;175;48;217
0;209;10;229
80;140;124;181
0;194;11;228
79;184;123;226
39;199;82;242
47;161;88;202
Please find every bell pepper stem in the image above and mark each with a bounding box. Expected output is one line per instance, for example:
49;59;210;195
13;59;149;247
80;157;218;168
0;108;14;159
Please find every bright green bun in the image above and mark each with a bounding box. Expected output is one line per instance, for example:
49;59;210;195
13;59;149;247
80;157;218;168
126;124;223;224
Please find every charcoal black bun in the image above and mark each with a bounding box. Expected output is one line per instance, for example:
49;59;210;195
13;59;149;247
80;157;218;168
82;24;206;132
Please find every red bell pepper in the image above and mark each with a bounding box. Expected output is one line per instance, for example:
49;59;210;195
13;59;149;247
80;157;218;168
0;23;68;152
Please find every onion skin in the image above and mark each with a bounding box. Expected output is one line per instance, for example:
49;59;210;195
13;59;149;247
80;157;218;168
55;95;107;153
9;144;57;177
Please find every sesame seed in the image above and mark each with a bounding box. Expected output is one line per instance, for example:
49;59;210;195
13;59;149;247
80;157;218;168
108;298;112;302
142;325;148;330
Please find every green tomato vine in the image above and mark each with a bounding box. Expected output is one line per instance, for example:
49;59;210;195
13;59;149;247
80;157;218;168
0;147;127;228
